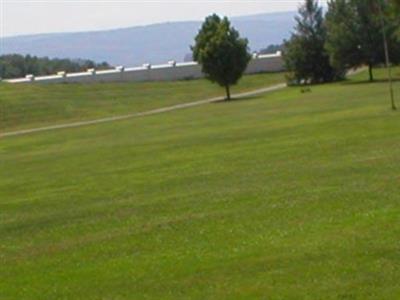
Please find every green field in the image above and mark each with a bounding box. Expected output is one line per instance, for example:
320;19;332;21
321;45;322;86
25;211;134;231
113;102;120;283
0;72;285;132
1;69;400;299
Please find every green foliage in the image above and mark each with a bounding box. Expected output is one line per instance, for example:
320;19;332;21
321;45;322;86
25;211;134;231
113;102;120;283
325;0;400;81
390;0;400;40
283;0;344;85
1;68;400;299
0;54;110;79
192;14;251;100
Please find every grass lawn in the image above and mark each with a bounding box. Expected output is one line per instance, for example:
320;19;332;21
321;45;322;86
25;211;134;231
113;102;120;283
0;72;285;132
0;68;399;299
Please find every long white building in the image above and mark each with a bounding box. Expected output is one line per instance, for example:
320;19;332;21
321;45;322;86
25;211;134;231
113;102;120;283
5;52;284;84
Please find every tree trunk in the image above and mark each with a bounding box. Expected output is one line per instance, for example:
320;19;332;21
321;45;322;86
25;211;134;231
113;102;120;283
225;85;231;101
368;64;374;82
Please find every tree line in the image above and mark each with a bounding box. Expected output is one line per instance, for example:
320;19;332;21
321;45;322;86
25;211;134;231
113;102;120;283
284;0;400;84
191;0;400;100
259;44;283;55
0;54;110;80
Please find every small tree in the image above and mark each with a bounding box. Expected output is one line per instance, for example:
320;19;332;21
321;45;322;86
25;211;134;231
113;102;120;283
192;14;251;100
325;0;400;82
283;0;343;85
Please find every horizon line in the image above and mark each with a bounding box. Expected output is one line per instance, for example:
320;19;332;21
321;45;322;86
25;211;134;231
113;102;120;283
1;9;299;39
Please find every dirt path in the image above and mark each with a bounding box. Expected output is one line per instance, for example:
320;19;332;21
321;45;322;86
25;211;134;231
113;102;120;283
0;83;287;139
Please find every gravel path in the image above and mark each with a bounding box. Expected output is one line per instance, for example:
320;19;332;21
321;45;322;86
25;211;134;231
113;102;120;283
0;83;287;139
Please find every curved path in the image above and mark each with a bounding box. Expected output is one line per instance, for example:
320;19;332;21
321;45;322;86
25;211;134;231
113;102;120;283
0;83;286;139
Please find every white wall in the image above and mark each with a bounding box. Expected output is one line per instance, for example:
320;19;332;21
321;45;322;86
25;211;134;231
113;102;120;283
4;53;284;84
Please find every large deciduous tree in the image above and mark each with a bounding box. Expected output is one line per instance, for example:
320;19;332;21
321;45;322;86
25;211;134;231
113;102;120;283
192;14;251;100
283;0;343;85
325;0;400;81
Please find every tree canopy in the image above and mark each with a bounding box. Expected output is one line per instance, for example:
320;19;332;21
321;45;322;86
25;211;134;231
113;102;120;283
325;0;400;81
192;14;251;100
390;0;400;40
283;0;343;85
0;54;110;80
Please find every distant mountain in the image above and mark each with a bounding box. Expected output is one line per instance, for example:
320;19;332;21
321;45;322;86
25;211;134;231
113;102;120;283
1;11;296;67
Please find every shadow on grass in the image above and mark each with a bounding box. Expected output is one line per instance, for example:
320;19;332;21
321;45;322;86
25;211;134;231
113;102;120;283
213;95;260;104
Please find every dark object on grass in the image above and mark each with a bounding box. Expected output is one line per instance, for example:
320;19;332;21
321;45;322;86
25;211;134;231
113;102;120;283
301;87;312;93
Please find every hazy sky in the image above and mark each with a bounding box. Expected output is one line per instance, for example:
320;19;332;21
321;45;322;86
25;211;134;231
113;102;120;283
1;0;326;37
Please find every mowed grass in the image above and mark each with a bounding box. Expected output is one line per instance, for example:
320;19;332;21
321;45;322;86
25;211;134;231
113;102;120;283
0;72;285;132
0;68;400;299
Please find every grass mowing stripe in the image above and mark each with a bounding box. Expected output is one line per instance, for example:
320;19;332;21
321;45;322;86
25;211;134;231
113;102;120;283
0;83;286;138
0;68;399;299
0;72;285;132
